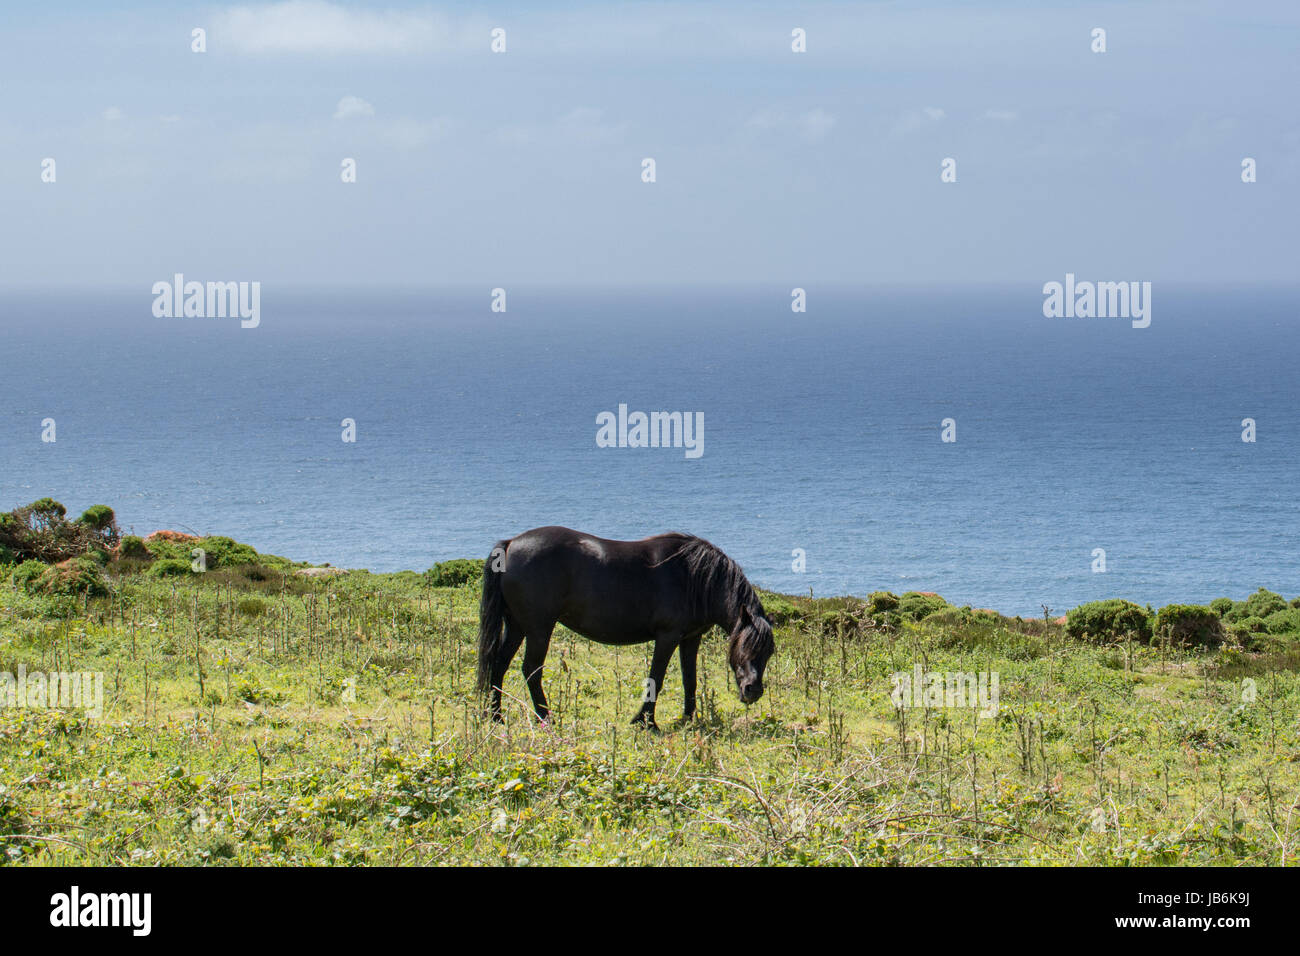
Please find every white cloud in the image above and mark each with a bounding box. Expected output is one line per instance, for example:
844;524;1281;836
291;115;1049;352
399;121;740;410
379;117;448;150
102;107;125;121
889;107;947;138
983;109;1018;122
746;107;836;141
745;108;784;131
557;107;628;143
333;96;375;120
800;108;836;141
215;1;438;54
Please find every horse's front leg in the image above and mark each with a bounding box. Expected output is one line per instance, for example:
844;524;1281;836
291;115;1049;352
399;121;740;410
633;634;678;731
679;635;701;720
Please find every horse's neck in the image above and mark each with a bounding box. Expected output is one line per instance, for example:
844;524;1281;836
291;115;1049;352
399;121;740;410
712;593;752;632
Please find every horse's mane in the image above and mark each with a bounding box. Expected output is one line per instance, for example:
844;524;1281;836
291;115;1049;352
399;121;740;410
657;534;767;628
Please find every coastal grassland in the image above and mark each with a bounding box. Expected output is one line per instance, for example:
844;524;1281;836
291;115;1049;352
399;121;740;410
1;566;1298;867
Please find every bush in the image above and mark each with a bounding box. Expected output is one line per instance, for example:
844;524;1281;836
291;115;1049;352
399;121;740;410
1230;617;1268;641
425;559;484;588
237;597;268;617
0;543;14;566
868;591;900;614
76;505;116;531
1154;604;1224;647
117;535;150;560
923;606;972;629
36;557;111;597
0;498;118;563
816;607;866;637
194;536;259;569
143;532;198;561
147;558;195;579
898;592;948;621
1065;599;1153;643
758;595;800;625
1209;597;1235;617
1263;607;1300;636
10;560;47;592
1242;588;1287;620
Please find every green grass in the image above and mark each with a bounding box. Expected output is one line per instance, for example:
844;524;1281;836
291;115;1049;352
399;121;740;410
1;566;1298;866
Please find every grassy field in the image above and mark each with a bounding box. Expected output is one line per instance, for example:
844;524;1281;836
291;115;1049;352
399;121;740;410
2;555;1298;867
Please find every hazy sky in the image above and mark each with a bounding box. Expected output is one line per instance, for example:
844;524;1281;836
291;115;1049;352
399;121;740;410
1;0;1297;288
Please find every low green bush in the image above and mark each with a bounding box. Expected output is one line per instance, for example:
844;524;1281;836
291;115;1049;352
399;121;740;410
868;591;900;614
147;558;195;579
35;557;111;597
118;535;150;560
898;592;948;621
1233;588;1287;621
1263;607;1300;635
1154;604;1224;647
425;559;484;588
759;595;800;625
1065;599;1153;643
10;560;47;592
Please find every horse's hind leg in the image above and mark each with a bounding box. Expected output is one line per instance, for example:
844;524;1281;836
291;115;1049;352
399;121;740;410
489;616;525;722
520;622;555;722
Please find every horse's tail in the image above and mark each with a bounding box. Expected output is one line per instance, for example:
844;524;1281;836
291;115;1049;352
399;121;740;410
476;539;511;694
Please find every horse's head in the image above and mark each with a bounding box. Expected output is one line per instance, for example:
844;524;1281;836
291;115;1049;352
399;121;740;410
728;604;775;704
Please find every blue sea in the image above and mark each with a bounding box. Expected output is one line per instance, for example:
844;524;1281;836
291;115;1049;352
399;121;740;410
3;285;1297;616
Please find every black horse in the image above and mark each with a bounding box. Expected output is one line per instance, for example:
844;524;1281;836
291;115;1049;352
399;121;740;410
476;526;775;729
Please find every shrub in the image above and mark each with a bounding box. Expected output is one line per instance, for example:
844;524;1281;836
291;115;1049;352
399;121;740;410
0;543;14;566
923;606;972;629
10;560;47;592
898;592;948;621
36;557;111;597
237;597;268;617
868;591;900;614
425;559;484;588
76;505;116;531
143;531;199;561
1209;597;1235;617
117;535;150;560
195;536;259;569
1154;604;1224;647
0;498;117;563
147;558;195;579
1242;588;1287;620
812;607;849;635
1263;607;1300;636
758;595;800;625
1065;599;1153;643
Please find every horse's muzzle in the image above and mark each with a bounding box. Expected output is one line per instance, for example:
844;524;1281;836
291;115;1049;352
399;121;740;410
739;682;763;704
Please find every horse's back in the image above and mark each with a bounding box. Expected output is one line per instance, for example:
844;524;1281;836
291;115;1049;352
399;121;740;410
499;527;697;642
506;526;691;567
